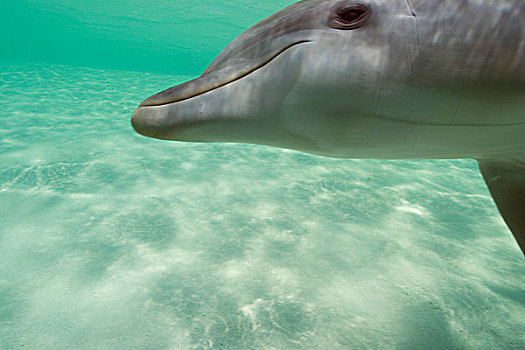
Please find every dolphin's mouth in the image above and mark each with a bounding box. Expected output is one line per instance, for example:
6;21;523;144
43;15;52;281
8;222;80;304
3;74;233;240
139;40;312;108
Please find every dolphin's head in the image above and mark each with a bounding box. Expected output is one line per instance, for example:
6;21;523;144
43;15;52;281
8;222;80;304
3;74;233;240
132;0;524;158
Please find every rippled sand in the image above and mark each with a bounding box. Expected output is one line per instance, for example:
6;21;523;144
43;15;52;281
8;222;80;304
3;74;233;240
1;62;523;349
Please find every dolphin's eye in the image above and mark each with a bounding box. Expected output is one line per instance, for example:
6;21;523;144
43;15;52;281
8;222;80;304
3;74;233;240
341;9;365;22
332;4;370;29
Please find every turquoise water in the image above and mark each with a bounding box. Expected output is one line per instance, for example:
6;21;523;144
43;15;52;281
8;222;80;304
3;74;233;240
1;1;524;349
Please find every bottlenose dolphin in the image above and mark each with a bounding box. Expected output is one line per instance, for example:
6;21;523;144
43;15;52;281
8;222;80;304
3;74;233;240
132;0;525;254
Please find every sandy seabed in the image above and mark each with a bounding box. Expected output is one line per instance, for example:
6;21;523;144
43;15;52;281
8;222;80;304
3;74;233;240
0;62;523;349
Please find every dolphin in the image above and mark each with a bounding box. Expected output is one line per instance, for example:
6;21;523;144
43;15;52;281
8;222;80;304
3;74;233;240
132;0;525;254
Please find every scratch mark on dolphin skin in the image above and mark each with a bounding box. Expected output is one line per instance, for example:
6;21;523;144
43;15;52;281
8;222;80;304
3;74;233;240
404;0;420;72
404;0;417;17
405;44;414;76
451;80;464;124
413;15;421;55
370;73;385;130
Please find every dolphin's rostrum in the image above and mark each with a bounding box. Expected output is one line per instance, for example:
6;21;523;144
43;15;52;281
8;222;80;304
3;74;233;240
132;0;525;254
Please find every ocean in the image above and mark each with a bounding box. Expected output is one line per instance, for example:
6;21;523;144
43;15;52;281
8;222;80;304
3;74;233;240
1;1;524;349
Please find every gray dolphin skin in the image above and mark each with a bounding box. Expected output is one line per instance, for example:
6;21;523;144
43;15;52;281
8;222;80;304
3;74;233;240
132;0;525;254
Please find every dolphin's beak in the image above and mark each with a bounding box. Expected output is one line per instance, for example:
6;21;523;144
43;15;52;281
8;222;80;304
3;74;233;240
131;39;310;139
132;1;322;140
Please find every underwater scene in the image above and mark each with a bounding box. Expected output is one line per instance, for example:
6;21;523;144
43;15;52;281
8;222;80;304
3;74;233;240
1;1;524;349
